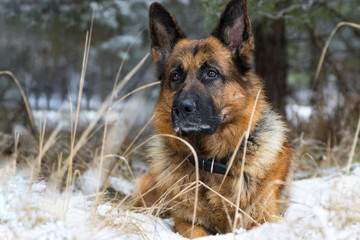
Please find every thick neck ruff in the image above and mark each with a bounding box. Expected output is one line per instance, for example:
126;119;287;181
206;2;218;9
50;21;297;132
187;134;255;177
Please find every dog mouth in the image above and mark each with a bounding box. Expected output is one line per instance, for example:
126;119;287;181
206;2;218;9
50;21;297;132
173;120;218;136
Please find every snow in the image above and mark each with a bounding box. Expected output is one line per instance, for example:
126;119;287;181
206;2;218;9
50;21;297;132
31;107;127;130
0;171;180;240
0;165;360;240
109;176;134;195
286;103;313;123
100;35;141;51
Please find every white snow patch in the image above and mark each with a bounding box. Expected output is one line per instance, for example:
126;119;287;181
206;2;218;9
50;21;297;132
286;103;313;124
109;176;134;195
101;35;140;51
0;165;360;239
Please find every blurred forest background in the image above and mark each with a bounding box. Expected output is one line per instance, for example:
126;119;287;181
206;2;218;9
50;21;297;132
0;0;359;164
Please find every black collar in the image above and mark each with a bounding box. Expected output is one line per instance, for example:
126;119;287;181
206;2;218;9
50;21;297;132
187;134;254;177
187;155;233;176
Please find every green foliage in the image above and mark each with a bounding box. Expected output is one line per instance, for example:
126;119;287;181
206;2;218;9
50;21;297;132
0;0;359;101
194;0;226;30
197;0;360;87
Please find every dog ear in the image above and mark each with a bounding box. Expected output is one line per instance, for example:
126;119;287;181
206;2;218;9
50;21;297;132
211;0;253;72
149;3;186;65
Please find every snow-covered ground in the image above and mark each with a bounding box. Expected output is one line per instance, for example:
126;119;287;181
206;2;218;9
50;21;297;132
1;165;360;240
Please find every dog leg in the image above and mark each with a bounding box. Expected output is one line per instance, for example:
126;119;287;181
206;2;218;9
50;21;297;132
174;218;208;239
134;172;158;207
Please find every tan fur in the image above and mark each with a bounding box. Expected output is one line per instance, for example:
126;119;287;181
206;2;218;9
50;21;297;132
134;172;158;208
134;1;294;238
174;218;209;238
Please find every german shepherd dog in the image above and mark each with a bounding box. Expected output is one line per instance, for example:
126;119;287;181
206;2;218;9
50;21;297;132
135;0;293;238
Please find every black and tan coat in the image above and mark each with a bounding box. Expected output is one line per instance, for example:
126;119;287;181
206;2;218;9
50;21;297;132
135;0;294;238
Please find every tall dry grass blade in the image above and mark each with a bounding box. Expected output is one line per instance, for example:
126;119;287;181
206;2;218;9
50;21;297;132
38;119;47;171
67;30;90;191
68;89;74;152
13;132;20;171
37;124;61;168
29;118;46;188
314;22;360;85
96;110;111;201
346;115;360;174
232;89;262;236
0;71;36;132
68;12;94;188
74;29;91;137
51;53;149;190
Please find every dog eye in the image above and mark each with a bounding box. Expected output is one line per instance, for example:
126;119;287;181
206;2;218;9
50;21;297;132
171;73;181;82
207;70;217;78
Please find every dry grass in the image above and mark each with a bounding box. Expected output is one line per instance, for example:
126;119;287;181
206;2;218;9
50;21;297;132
0;20;359;240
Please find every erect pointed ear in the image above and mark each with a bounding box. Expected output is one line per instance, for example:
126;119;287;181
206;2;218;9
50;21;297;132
211;0;254;72
149;3;186;66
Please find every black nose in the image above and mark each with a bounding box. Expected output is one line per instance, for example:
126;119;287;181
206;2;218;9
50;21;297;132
173;97;196;117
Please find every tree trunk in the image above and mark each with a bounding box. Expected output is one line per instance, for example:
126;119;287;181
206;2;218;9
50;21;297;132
254;18;287;116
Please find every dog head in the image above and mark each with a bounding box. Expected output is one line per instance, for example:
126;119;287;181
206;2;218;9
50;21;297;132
149;0;257;138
